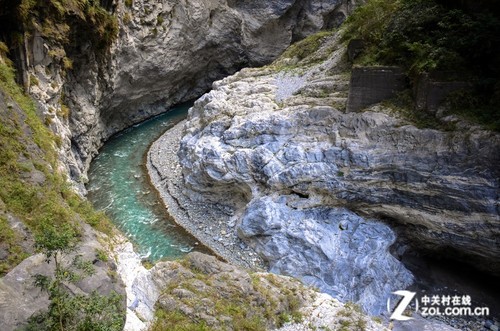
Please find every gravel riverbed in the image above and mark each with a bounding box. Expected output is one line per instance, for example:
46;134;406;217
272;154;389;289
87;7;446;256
147;120;265;270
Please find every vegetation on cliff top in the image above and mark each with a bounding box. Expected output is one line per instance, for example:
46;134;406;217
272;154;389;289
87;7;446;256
19;0;117;47
281;31;334;63
343;0;500;76
342;0;500;130
0;0;118;75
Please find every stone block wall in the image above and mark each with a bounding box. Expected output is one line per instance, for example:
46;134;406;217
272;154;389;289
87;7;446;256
347;66;407;112
414;73;469;113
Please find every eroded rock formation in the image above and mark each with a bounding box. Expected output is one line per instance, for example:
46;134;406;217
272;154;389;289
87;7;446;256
175;32;500;312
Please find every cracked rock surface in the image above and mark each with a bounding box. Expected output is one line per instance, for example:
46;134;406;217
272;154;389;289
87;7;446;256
152;31;500;313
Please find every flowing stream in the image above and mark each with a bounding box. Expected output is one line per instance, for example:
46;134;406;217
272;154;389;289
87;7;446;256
86;105;208;261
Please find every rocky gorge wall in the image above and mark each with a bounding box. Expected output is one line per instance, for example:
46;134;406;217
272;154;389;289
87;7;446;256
173;31;500;313
23;0;361;192
1;1;369;329
0;77;126;330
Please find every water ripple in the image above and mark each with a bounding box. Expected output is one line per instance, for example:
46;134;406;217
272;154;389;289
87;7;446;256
86;105;200;262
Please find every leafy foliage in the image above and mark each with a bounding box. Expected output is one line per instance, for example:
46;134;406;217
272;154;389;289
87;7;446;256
379;1;500;76
342;0;500;130
26;226;124;331
17;0;119;51
27;290;124;331
344;0;500;74
342;0;401;49
34;219;79;261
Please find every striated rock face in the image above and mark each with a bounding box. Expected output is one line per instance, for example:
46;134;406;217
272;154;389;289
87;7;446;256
239;196;412;314
176;32;500;312
24;0;361;189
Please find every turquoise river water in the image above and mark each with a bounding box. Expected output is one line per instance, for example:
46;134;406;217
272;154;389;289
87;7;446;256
86;105;207;261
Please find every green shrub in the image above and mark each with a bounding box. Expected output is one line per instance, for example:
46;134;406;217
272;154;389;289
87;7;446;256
281;31;334;61
26;221;124;331
343;0;500;75
342;0;400;48
34;219;79;261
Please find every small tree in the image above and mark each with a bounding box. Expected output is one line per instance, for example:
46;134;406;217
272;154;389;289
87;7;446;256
26;220;124;331
34;219;78;268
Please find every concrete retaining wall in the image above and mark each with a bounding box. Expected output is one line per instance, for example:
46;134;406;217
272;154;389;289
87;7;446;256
347;66;406;112
415;73;469;113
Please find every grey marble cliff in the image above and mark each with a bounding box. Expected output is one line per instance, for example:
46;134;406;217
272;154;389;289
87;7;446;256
173;32;500;312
